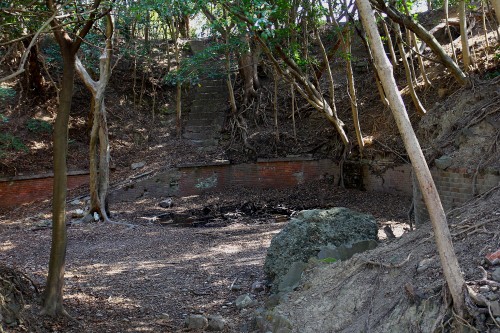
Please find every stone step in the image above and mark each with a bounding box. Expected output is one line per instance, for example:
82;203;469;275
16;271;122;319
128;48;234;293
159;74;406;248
191;101;228;109
196;86;228;94
184;124;222;132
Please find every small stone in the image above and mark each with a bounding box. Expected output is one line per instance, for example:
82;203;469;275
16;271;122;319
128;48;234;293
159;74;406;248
485;249;500;265
93;212;100;221
434;155;453;170
479;285;490;293
492;268;500;282
72;209;85;218
235;294;254;309
417;258;435;273
490;301;500;317
184;314;208;330
231;284;242;291
131;161;146;170
251;281;265;293
207;315;226;331
70;199;82;205
159;198;174;208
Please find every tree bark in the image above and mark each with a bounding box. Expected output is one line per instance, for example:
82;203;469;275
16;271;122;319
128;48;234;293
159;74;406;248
393;23;427;115
357;0;466;317
372;0;468;84
42;48;74;317
42;0;103;315
459;0;472;70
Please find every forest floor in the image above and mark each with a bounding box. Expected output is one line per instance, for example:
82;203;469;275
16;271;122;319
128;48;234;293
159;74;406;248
0;180;412;332
0;7;499;332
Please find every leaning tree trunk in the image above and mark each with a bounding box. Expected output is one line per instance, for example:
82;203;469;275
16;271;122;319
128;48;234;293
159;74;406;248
393;23;427;115
372;0;468;84
357;0;466;319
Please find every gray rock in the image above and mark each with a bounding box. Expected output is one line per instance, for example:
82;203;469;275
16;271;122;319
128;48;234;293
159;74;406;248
278;261;307;292
71;209;85;218
417;258;436;274
184;314;208;330
70;199;82;206
231;284;242;291
264;208;378;289
491;301;500;317
159;198;173;208
207;315;226;331
479;285;490;293
251;281;266;293
235;294;254;309
317;240;378;261
493;268;500;282
131;161;146;170
434;155;453;170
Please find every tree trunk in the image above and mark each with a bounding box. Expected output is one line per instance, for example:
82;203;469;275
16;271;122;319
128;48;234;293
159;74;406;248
373;0;468;84
75;13;113;221
357;0;466;318
381;17;398;67
22;40;46;96
42;48;74;317
444;0;458;63
394;23;427;115
459;0;472;70
490;0;500;32
345;30;364;154
239;35;257;104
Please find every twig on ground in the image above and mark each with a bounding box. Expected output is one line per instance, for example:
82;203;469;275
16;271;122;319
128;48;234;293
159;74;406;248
363;251;412;268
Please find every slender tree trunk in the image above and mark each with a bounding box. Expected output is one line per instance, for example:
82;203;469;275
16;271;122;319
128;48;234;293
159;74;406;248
459;0;472;70
273;68;279;141
42;49;74;317
445;0;458;63
481;1;490;49
373;0;468;84
381;17;398;67
291;80;297;141
345;30;364;154
411;31;431;86
357;0;466;318
394;23;427;115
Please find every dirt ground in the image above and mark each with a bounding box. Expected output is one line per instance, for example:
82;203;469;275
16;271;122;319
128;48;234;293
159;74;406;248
0;180;411;332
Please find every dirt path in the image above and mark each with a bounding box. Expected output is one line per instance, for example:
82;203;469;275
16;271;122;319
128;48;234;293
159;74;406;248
0;183;411;332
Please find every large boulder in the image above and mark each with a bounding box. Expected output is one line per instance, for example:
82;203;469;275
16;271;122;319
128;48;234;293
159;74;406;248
264;207;378;289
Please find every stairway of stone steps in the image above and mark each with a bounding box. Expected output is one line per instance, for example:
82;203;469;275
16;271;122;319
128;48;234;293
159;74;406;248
183;40;228;147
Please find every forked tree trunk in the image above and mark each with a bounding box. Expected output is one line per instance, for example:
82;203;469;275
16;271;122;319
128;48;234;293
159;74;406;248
42;0;103;316
75;14;113;222
357;0;466;318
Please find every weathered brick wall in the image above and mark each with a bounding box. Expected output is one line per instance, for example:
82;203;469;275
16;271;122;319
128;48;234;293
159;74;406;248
0;172;89;209
110;159;340;202
414;167;500;224
362;163;413;196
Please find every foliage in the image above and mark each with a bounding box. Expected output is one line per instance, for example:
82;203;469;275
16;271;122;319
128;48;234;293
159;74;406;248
320;257;337;263
0;86;16;102
26;119;52;134
0;133;28;157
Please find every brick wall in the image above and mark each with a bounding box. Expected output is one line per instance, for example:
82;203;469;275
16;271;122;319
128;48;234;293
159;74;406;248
0;171;89;209
109;159;340;202
362;163;413;196
414;167;500;224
